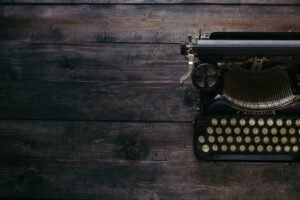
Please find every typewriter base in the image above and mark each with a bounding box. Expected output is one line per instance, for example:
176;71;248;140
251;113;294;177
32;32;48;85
194;147;299;162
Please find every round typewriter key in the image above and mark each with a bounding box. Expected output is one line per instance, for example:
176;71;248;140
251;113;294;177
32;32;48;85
258;118;264;126
211;118;218;126
230;145;237;152
243;127;250;135
239;118;246;126
198;136;205;143
272;137;279;144
295;119;300;127
286;119;292;126
249;118;255;126
248;145;255;152
280;128;287;135
292;145;299;152
234;127;241;135
262;128;268;135
290;137;297;144
266;145;273;152
257;145;264;152
267;118;274;126
220;118;227;126
217;136;224;143
284;145;291;152
252;128;259;135
263;136;270;144
230;118;237;126
276;119;283;126
254;136;261;143
216;127;222;134
221;145;227;152
236;136;242;143
271;128;277;135
289;128;296;135
245;136;251;143
208;136;215;143
239;145;246;152
281;137;288;144
227;136;234;143
225;127;232;135
202;144;210;153
212;145;218;152
206;127;214;134
275;145;282;152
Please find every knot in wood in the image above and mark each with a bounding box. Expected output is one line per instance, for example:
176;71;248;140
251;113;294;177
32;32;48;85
18;167;39;184
126;144;144;160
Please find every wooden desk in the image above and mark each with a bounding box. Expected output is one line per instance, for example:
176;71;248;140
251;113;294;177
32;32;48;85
0;1;299;199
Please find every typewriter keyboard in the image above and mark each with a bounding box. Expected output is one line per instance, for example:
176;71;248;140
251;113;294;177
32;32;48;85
195;117;300;161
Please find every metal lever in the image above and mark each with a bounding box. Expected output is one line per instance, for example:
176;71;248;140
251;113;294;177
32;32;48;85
180;53;195;85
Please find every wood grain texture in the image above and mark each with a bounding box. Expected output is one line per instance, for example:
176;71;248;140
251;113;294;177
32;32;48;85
1;4;300;43
0;120;194;161
0;120;299;199
0;159;299;200
0;81;197;121
1;0;300;4
1;1;300;200
0;42;185;82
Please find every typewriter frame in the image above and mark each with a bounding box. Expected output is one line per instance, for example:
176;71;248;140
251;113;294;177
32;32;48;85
181;32;300;162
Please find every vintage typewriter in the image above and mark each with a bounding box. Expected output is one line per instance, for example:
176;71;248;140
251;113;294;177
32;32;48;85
180;32;300;161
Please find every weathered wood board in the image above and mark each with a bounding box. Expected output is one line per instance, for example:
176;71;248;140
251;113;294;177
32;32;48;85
0;42;184;82
0;121;194;161
1;5;300;43
1;0;300;4
0;160;299;200
0;82;196;121
1;1;300;200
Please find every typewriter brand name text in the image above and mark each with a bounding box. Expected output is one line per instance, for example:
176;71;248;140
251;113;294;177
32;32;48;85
237;110;276;115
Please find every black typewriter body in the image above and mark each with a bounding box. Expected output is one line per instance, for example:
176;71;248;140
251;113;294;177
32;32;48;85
180;32;300;162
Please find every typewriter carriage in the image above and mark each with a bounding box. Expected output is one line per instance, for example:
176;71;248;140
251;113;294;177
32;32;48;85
181;32;300;111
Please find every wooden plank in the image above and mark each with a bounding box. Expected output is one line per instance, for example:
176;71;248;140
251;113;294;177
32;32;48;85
0;120;194;161
0;81;197;121
0;159;299;199
1;5;300;43
0;42;185;82
1;0;300;5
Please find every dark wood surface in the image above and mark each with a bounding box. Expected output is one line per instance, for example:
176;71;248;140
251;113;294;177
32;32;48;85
0;42;184;82
0;82;196;121
1;1;300;200
1;0;300;4
1;5;300;43
0;121;299;200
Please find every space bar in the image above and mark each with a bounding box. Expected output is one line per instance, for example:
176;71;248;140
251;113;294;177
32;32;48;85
212;154;293;161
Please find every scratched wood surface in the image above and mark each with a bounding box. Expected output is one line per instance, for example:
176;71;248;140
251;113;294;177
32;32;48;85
1;1;300;200
1;5;300;43
0;42;184;82
1;0;300;4
0;121;299;200
0;82;196;121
